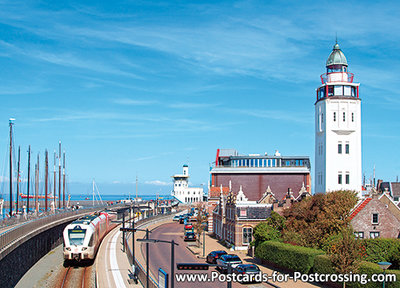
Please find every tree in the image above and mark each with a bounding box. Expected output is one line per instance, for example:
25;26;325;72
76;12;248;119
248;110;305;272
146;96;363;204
265;210;286;231
327;227;362;288
253;222;281;246
283;190;358;248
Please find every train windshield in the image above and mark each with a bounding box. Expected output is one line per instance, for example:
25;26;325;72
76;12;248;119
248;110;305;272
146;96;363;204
68;229;86;245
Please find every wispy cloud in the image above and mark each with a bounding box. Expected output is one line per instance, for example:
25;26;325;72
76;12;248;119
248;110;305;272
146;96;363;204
144;180;170;186
112;98;159;106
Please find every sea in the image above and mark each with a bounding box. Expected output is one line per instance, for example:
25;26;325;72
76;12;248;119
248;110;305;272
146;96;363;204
0;193;173;219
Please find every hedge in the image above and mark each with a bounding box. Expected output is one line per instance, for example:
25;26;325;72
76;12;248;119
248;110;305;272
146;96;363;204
314;256;400;288
359;238;400;268
255;241;324;274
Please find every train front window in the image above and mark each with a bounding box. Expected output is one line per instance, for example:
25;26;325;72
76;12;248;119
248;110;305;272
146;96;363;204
68;229;86;245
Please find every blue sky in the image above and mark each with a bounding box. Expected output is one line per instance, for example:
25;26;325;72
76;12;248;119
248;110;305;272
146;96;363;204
0;0;399;196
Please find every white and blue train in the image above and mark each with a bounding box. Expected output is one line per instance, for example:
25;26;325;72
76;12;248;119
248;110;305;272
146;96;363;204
63;211;117;261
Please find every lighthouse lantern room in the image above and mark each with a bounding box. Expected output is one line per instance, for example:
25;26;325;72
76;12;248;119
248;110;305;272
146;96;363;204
314;43;362;197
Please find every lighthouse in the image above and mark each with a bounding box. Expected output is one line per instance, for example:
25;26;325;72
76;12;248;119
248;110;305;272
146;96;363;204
314;43;362;197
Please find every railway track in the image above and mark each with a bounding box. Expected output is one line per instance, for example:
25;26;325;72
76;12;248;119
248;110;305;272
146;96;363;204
58;262;93;288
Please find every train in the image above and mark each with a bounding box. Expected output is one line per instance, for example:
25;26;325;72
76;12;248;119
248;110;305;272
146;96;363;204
63;210;117;261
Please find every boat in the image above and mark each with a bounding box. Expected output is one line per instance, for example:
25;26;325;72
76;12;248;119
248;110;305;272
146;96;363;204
19;193;57;199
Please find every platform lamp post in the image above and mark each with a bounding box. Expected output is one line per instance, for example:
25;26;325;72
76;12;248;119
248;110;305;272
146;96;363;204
138;238;179;288
378;262;391;288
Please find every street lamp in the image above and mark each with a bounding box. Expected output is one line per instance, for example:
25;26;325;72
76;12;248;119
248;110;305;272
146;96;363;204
378;262;391;288
138;238;179;288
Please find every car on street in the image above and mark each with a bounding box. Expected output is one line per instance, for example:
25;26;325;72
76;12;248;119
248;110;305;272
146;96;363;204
173;215;181;221
206;250;227;264
216;254;242;273
184;231;196;241
184;224;194;231
233;264;262;282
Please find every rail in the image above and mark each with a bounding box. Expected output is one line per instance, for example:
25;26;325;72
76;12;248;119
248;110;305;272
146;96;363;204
0;205;112;254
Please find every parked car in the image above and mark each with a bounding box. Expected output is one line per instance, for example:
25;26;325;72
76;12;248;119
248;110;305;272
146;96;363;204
184;231;196;241
184;224;194;231
206;250;227;264
216;254;242;273
179;216;187;224
233;264;261;282
173;215;181;221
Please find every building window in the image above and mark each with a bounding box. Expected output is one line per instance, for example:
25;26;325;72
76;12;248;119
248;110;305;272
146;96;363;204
352;112;354;122
338;143;342;154
345;143;349;154
372;213;379;224
322;113;324;124
395;197;399;202
243;227;253;244
333;112;336;122
370;232;380;239
338;173;342;184
343;112;346;122
240;208;247;217
345;173;350;184
354;232;364;239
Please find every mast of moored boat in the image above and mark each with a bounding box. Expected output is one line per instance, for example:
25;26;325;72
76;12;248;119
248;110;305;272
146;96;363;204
27;145;31;213
53;151;56;209
45;150;48;212
63;151;66;208
9;119;14;217
35;154;39;213
58;142;61;209
16;146;20;214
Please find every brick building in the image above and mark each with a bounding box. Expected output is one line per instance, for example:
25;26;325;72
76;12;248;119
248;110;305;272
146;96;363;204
350;192;400;239
213;186;272;250
210;149;311;202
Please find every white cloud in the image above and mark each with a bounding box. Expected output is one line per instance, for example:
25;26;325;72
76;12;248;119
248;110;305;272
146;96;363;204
144;180;170;186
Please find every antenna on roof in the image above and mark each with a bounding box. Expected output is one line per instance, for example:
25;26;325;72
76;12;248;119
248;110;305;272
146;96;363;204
335;32;338;44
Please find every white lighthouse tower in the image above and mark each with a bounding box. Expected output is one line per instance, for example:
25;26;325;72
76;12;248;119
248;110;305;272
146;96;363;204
171;164;204;203
315;43;362;197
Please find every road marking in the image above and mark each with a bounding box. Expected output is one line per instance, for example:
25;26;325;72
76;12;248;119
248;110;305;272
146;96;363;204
110;231;126;288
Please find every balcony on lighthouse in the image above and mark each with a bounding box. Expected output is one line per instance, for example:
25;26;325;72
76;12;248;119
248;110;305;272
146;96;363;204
316;42;359;101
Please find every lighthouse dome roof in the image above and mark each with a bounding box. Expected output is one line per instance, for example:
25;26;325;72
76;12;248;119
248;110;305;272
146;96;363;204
326;43;348;67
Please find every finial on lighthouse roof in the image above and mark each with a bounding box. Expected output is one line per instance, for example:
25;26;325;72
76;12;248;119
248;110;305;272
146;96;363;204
326;42;348;67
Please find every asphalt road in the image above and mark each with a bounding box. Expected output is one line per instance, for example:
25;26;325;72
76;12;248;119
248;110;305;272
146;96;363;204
142;222;272;288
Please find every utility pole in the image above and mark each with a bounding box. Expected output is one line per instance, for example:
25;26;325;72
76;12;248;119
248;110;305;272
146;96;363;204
9;119;13;216
63;151;65;208
27;145;31;213
45;150;48;212
16;146;20;213
35;154;39;213
58;141;61;209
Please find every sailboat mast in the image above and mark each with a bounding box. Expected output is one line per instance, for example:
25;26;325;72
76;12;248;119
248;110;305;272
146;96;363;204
35;154;39;213
9;119;13;217
16;146;20;213
92;179;95;207
63;151;65;208
45;150;48;212
136;174;138;200
27;145;31;212
58;141;61;209
54;151;57;209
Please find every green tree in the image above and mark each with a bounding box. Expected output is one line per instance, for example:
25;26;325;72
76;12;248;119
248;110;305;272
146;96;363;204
266;210;286;231
327;227;362;288
253;222;281;246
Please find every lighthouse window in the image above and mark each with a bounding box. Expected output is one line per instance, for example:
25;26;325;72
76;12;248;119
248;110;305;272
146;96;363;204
343;112;346;122
338;143;342;154
351;87;356;97
352;113;354;122
346;173;350;184
334;85;342;96
333;112;336;122
328;86;334;96
345;144;349;154
338;173;342;184
344;86;351;96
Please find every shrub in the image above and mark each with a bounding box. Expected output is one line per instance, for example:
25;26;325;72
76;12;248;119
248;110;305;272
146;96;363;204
253;222;281;246
359;238;400;265
255;241;324;274
313;254;336;274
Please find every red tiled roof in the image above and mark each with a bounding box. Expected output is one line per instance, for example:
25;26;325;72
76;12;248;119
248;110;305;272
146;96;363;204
348;197;372;220
208;186;230;198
